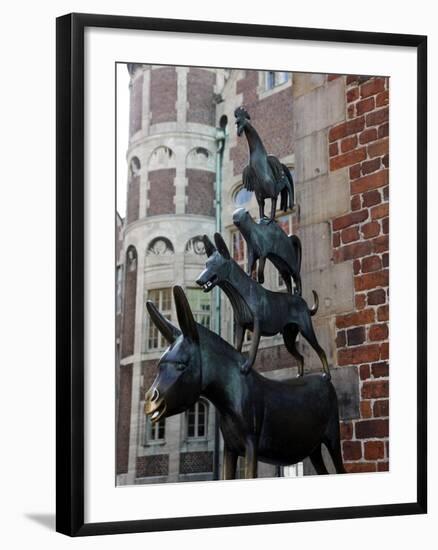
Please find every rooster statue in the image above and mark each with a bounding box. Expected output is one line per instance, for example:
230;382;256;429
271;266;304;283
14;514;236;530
234;106;295;222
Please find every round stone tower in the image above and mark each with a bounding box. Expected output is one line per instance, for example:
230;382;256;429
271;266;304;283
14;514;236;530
118;64;222;484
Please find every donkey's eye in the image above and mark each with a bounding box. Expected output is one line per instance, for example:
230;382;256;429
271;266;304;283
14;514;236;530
175;362;187;371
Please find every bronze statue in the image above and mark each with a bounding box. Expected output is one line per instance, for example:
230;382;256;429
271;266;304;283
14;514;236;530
233;207;302;295
144;286;345;479
196;233;329;377
234;107;294;221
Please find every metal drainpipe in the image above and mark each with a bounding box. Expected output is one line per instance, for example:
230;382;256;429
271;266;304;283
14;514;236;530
212;126;226;480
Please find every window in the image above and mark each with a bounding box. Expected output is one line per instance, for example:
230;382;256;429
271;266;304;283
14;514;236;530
186;288;211;329
186;400;208;439
145;415;165;444
233;186;253;206
265;71;289;90
147;288;172;350
116;265;123;313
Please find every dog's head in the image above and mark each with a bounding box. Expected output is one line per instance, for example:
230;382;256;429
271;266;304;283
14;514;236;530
196;234;233;293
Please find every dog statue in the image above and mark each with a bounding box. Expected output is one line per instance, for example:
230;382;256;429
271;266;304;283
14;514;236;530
196;233;329;377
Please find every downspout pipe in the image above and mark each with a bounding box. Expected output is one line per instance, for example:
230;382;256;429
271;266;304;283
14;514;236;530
212;125;226;480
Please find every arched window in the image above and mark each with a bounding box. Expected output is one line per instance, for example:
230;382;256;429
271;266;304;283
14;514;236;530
145;415;166;444
233;185;253;206
129;156;141;176
185;236;206;256
265;71;289;90
147;288;172;350
148;146;175;170
186;400;208;439
146;237;174;256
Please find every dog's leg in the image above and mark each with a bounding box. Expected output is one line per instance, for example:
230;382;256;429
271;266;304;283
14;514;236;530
247;251;257;278
269;198;277;221
293;271;302;295
235;324;245;353
244;438;258;479
223;444;238;480
257;256;266;285
241;319;260;374
299;314;330;377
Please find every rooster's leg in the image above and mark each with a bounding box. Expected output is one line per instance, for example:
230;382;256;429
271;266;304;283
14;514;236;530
258;199;265;220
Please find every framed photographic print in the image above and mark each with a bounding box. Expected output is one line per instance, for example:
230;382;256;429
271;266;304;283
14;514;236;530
56;12;427;536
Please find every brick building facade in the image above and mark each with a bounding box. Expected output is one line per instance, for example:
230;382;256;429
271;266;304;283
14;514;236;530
116;66;389;486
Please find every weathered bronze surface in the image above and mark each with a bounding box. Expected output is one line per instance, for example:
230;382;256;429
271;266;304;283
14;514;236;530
196;233;329;377
234;107;294;221
233;207;302;294
144;286;345;479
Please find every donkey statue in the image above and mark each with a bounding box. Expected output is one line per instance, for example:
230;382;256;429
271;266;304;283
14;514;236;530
144;286;345;479
196;233;329;377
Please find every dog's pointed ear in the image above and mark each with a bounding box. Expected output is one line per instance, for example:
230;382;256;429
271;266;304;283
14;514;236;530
202;235;216;257
146;301;181;344
214;233;231;260
173;286;199;343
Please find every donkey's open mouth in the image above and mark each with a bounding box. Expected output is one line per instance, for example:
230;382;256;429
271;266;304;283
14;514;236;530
144;396;167;423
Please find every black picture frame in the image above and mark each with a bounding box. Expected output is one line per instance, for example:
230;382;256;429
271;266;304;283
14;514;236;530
56;12;427;537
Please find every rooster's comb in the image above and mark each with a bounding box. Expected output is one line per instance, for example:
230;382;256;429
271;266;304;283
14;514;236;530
234;106;250;120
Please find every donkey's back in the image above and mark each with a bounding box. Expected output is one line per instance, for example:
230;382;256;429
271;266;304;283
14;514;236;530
255;372;338;466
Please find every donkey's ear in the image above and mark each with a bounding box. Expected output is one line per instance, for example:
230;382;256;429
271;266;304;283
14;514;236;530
214;233;231;260
173;286;199;343
202;235;216;257
146;301;181;343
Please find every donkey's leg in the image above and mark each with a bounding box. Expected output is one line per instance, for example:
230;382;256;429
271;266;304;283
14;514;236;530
244;438;258;479
223;444;238;480
241;319;261;374
323;408;346;474
257;256;266;284
299;315;330;377
309;444;329;475
235;324;245;353
283;324;304;377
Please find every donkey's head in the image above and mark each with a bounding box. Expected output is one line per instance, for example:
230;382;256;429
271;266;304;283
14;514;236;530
196;233;233;293
144;286;202;423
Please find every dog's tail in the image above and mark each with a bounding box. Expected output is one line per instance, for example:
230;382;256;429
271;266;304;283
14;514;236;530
309;290;319;316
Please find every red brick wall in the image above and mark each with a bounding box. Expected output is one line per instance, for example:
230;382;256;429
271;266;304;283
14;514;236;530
329;75;389;473
150;67;177;125
116;363;133;474
187;68;216;125
121;248;137;358
230;71;294;176
147;169;176;216
186;169;215;216
126;175;140;224
129;74;143;136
